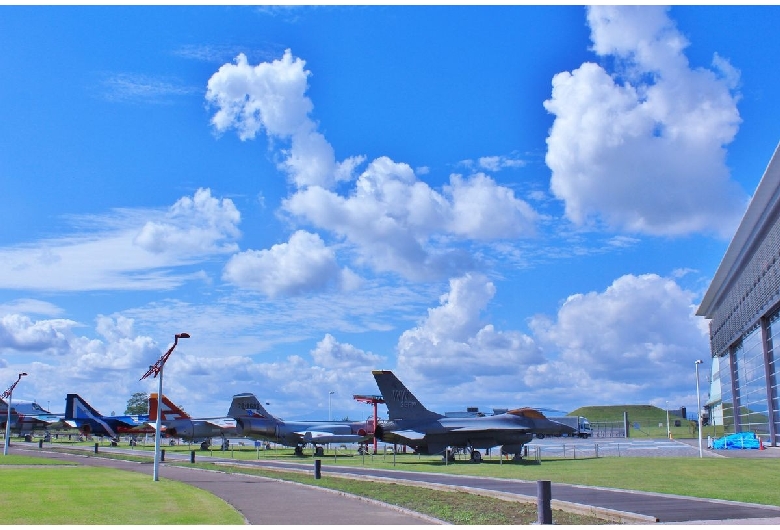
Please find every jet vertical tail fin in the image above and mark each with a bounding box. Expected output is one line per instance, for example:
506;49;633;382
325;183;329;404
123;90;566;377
65;394;117;438
228;393;275;419
149;393;192;421
65;394;103;420
372;370;442;422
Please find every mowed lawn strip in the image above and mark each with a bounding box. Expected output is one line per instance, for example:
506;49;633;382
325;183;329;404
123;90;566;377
0;457;245;525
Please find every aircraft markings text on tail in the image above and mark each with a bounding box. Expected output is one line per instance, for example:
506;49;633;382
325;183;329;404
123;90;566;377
371;370;576;462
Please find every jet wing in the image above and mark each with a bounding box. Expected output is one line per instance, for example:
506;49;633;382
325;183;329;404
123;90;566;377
23;413;66;425
383;429;427;441
449;425;531;433
112;415;149;426
204;418;236;429
297;430;345;440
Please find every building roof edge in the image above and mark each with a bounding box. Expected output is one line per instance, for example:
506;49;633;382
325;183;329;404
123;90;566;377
697;141;780;318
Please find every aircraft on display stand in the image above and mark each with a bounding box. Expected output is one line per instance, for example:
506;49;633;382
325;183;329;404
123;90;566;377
64;394;154;440
228;393;373;456
371;370;575;462
0;398;66;434
148;393;237;450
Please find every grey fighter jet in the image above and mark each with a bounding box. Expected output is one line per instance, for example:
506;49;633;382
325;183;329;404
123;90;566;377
228;393;373;456
372;370;575;462
148;393;237;450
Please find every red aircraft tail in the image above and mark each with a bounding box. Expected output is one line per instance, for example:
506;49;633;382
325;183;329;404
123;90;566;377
148;393;192;421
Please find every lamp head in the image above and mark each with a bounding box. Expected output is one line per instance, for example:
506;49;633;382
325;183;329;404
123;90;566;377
695;359;703;365
176;333;190;339
19;372;27;377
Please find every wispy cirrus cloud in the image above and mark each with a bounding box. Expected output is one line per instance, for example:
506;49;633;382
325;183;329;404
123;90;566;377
0;188;240;292
101;73;199;104
458;154;527;172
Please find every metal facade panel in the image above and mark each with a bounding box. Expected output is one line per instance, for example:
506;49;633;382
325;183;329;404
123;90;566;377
709;212;780;354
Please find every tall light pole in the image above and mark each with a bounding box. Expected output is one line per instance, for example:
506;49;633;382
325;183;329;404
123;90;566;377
328;391;335;421
695;359;704;458
141;333;189;481
3;372;27;456
665;400;671;439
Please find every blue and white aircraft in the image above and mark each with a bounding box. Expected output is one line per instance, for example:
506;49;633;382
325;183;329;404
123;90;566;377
0;398;65;434
64;394;153;439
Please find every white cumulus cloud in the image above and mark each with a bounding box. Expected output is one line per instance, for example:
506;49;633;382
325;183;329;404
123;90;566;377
206;51;539;284
0;314;77;355
284;158;537;280
222;230;359;297
396;273;545;383
134;187;241;256
311;333;384;370
529;273;710;397
544;5;747;238
206;50;349;189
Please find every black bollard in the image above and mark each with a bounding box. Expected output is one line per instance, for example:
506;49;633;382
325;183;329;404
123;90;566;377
190;450;195;463
38;439;43;449
537;480;552;524
94;443;99;454
161;449;165;462
314;459;321;479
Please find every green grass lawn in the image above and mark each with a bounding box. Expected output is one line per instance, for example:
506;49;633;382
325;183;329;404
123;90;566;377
0;455;245;524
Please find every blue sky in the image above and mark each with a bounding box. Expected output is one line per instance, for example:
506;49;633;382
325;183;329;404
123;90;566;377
2;5;779;421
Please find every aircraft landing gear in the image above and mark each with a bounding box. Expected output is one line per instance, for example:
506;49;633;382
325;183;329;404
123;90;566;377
294;445;304;456
200;441;210;451
314;446;324;457
470;450;482;463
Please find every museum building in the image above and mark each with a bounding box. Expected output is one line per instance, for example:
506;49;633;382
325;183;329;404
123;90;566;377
697;142;780;447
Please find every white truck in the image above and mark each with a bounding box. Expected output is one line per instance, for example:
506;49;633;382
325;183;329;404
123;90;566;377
540;416;592;438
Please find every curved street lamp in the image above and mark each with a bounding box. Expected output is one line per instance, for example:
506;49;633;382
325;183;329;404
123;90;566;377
141;333;189;481
3;372;28;456
695;360;704;458
328;391;335;422
665;401;670;439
